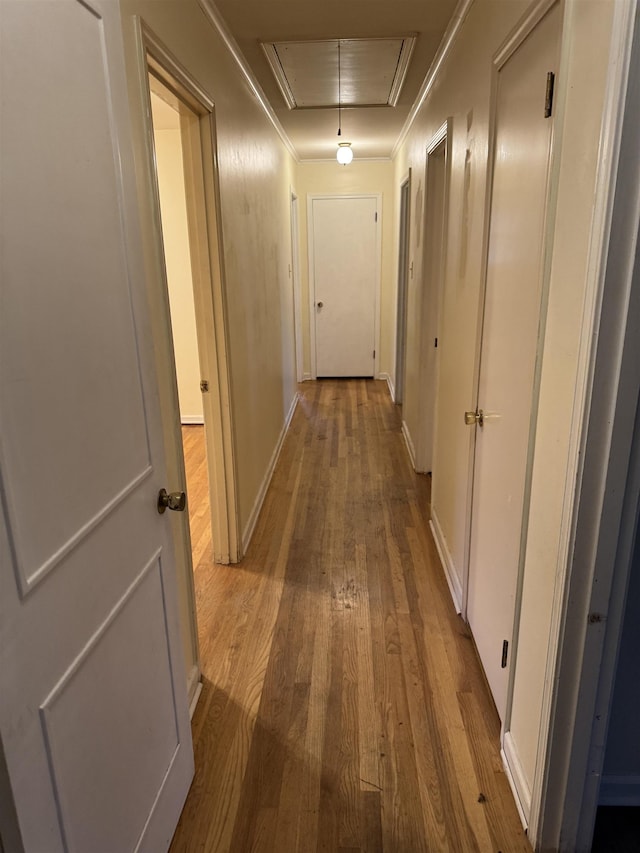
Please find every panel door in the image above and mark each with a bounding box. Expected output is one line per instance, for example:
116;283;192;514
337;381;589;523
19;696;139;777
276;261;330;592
466;4;561;719
311;196;378;377
0;2;193;850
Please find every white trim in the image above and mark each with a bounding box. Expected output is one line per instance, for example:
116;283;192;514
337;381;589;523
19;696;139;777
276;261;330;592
302;372;312;382
180;416;205;426
502;734;530;830
429;514;462;613
307;194;382;380
494;0;558;68
379;372;395;402
529;3;639;849
261;43;297;110
599;776;640;807
401;420;416;469
391;0;474;159
197;0;298;161
242;393;299;553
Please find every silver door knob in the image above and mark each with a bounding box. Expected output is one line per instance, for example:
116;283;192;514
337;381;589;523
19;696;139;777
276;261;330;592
157;488;186;514
317;301;323;308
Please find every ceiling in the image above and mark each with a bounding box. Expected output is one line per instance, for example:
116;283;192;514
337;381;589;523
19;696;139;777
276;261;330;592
210;0;461;161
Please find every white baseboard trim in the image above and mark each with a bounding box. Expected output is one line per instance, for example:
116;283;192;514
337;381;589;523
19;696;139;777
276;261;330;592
401;420;417;469
302;372;312;381
502;732;531;829
378;372;396;402
599;775;640;806
429;511;462;613
186;664;202;718
242;392;300;553
181;416;205;425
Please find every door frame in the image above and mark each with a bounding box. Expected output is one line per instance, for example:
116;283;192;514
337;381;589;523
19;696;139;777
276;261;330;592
307;193;382;380
137;22;240;568
290;190;304;382
394;171;412;403
415;122;451;472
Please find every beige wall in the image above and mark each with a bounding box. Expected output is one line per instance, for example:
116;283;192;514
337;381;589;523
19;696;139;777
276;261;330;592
120;0;297;537
152;124;204;423
294;160;396;381
393;0;617;819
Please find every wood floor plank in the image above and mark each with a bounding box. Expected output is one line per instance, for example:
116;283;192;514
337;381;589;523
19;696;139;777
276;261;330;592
170;380;531;853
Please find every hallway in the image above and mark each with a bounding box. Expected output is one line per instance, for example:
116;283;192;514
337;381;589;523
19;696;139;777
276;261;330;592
170;380;530;852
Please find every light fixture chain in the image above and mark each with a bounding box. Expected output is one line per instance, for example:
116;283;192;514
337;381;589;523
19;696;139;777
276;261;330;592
338;40;341;136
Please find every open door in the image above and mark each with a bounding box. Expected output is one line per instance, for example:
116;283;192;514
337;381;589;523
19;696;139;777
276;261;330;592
0;2;193;849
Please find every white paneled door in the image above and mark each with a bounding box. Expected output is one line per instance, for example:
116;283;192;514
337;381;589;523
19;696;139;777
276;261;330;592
310;196;379;377
0;2;193;851
466;4;561;719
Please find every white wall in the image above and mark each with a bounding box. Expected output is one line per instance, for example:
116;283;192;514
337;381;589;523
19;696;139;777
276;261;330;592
294;160;396;382
152;123;204;423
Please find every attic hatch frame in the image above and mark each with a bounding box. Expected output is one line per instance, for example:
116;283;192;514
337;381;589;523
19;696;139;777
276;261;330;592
261;36;417;110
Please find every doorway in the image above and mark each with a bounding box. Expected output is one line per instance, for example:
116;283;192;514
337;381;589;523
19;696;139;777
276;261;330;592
394;176;411;403
465;2;561;720
140;29;241;709
149;84;213;576
308;194;381;378
416;127;449;474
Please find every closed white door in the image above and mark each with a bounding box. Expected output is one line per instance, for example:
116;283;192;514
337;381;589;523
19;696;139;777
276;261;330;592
466;4;560;718
311;196;378;377
0;2;193;851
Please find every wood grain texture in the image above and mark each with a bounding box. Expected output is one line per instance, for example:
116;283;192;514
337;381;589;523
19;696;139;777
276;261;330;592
171;380;531;853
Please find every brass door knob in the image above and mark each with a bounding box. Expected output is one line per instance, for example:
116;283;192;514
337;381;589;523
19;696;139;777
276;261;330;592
464;409;484;427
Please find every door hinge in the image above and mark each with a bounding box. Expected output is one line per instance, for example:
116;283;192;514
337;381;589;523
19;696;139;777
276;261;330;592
373;349;376;359
501;640;509;669
374;211;378;222
200;379;209;393
434;337;438;348
544;71;555;118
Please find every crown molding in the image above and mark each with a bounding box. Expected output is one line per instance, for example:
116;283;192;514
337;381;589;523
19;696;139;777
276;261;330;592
198;0;299;161
391;0;475;159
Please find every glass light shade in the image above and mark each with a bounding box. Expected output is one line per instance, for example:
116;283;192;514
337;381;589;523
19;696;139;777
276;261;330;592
336;142;353;165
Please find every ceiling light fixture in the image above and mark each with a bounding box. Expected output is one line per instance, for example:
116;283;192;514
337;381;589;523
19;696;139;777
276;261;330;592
336;41;353;165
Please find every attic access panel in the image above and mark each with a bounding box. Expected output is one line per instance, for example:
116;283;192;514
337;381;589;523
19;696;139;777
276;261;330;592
262;37;417;109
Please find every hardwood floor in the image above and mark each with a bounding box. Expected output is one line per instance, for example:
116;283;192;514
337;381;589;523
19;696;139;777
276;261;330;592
171;380;530;853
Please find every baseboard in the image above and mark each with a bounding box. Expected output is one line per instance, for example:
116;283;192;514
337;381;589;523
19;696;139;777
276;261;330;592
242;392;300;553
599;775;640;806
401;420;417;469
181;416;205;425
302;372;312;381
378;372;396;402
502;732;531;829
429;511;462;613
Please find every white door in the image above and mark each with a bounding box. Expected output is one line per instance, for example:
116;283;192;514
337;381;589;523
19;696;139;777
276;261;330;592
466;4;560;718
0;2;193;851
311;196;378;377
